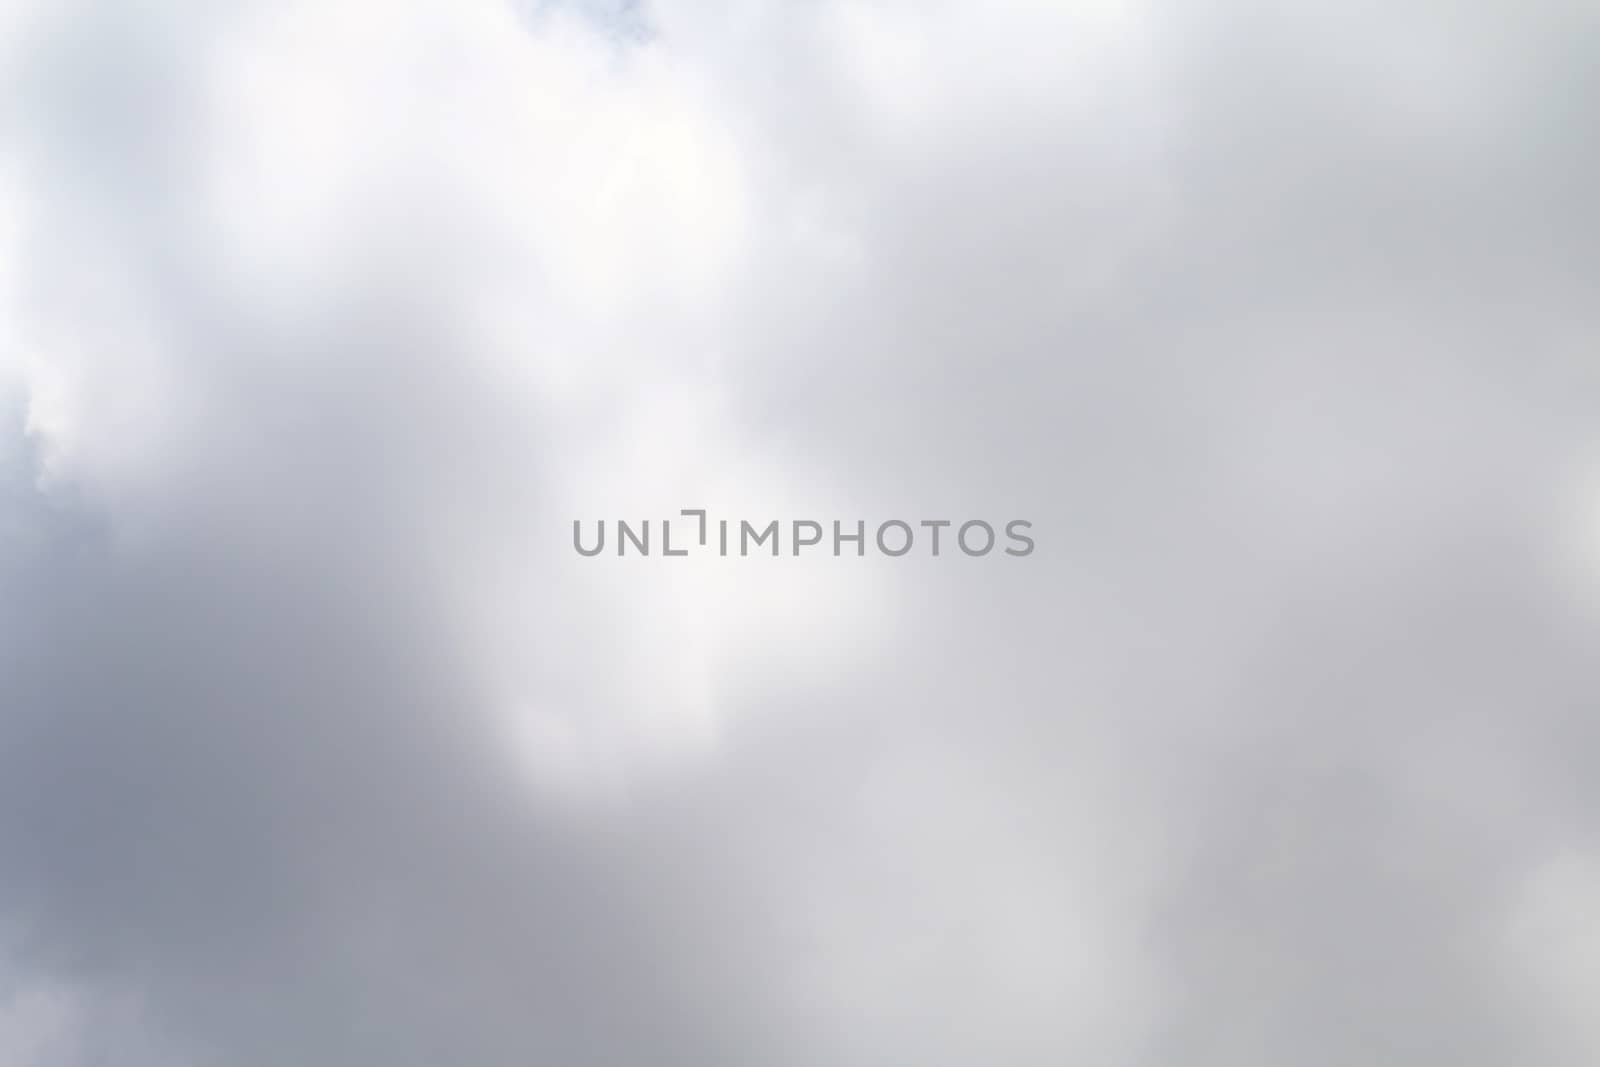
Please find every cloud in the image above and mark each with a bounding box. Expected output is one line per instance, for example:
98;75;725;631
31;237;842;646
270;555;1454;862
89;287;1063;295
0;0;1596;1064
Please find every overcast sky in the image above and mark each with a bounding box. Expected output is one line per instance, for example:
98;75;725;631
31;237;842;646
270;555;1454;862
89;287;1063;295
1;1;1597;1064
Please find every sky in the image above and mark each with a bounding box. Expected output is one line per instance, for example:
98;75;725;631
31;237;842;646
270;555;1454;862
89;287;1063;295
0;1;1597;1064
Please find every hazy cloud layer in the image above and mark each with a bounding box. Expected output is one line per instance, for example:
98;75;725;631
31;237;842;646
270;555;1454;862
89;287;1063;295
1;1;1597;1064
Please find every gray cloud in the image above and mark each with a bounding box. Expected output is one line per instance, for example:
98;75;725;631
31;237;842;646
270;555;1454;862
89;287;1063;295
1;1;1597;1064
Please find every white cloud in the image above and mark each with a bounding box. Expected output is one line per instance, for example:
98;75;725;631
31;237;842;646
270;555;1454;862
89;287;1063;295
0;979;79;1067
1505;848;1600;1065
0;2;1594;1065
